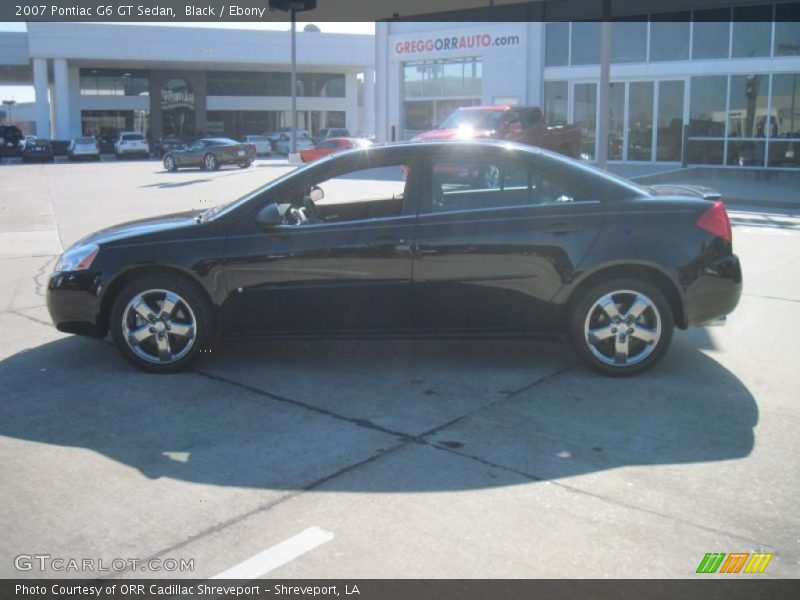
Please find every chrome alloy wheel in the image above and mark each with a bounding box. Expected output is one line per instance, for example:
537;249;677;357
204;154;216;170
121;289;197;364
584;289;662;367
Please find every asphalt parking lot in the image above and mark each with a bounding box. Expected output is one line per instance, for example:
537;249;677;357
1;157;799;579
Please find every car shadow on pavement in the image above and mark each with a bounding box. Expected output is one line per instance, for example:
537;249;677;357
0;333;756;492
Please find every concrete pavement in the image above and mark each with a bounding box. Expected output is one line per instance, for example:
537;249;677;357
0;159;798;579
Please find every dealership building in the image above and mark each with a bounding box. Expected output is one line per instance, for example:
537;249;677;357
2;4;800;169
375;3;800;168
0;22;374;142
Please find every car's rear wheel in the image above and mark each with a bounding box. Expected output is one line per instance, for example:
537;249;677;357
110;275;214;373
238;160;251;169
164;155;177;172
204;153;218;170
568;278;673;376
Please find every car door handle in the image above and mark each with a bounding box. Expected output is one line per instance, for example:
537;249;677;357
543;223;583;235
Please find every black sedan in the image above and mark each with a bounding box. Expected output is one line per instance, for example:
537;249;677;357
21;138;54;162
163;137;255;171
153;136;187;158
47;141;742;375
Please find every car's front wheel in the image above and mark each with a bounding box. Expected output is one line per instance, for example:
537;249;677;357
568;278;674;376
110;274;214;373
164;155;177;172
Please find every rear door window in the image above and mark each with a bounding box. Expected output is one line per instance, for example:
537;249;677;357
426;154;579;214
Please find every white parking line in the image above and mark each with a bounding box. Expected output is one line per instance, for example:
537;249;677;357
210;527;334;580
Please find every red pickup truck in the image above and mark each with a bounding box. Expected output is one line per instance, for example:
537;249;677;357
412;105;581;158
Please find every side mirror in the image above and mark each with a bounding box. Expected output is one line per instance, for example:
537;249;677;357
309;185;324;203
256;203;283;228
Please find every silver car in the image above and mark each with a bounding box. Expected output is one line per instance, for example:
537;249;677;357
274;133;315;155
68;137;100;160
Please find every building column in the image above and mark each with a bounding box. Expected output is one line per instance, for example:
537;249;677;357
53;58;71;140
363;67;376;138
345;72;359;135
32;57;51;139
375;22;389;142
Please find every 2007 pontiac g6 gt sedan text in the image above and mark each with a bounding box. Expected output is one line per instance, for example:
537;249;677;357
47;141;742;376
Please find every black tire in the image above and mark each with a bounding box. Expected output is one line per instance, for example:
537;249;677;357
568;277;674;377
164;155;177;172
203;153;219;170
238;160;252;169
110;274;215;374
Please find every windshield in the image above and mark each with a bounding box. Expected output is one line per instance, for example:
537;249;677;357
76;137;95;144
122;134;144;141
438;109;505;131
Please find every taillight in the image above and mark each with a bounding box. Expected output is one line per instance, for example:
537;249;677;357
695;200;732;242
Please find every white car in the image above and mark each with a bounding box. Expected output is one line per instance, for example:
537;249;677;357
240;134;271;156
114;132;149;159
68;137;100;160
274;133;315;155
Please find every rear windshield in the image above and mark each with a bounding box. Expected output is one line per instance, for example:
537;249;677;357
246;136;267;142
122;134;144;141
76;137;95;144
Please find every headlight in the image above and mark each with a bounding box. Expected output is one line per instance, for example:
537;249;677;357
54;244;99;272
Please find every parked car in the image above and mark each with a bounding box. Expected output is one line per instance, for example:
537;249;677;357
68;137;100;161
153;136;187;158
0;124;23;148
414;105;582;158
313;128;350;144
21;138;54;162
46;140;742;375
299;137;372;162
162;137;255;171
114;132;150;159
240;135;271;156
265;128;309;151
274;132;315;155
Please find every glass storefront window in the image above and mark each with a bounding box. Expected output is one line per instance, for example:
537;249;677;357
628;81;654;161
611;19;647;63
728;74;768;138
403;59;481;99
205;71;344;97
571;21;600;66
656;80;685;162
770;73;800;139
161;78;195;139
608;82;625;160
81;110;149;141
544;81;568;127
80;69;149;96
545;22;569;67
573;83;597;159
692;10;731;59
649;14;690;62
403;101;435;134
689;76;727;137
442;60;465;96
774;3;800;56
732;5;773;58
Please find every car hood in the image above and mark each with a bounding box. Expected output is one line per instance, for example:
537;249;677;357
73;210;199;247
412;128;494;141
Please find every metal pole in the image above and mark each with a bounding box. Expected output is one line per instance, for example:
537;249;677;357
290;8;297;154
596;1;612;169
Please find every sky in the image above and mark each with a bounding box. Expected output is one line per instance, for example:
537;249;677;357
0;22;374;104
